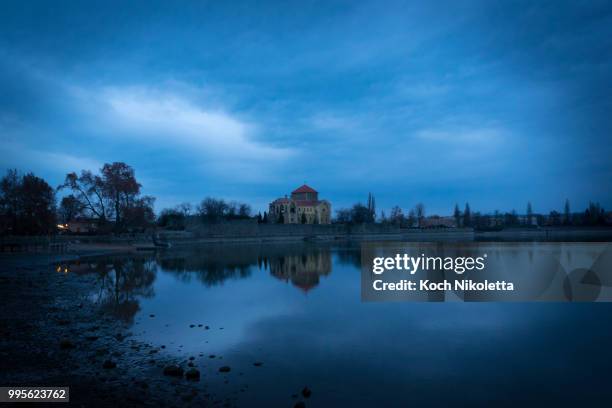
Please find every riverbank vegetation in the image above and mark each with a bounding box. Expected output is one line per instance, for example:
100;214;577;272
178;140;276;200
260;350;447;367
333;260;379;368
1;166;610;236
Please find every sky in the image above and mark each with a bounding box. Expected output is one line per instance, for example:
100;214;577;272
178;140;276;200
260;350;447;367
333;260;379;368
1;0;611;216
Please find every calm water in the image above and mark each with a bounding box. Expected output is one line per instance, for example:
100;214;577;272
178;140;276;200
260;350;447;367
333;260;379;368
60;242;612;406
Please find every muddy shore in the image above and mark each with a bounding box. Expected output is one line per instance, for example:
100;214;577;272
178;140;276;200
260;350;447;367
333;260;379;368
0;253;246;407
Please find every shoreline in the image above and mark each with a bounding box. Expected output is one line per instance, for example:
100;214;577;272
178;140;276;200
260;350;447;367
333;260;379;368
3;237;612;406
2;227;612;254
0;253;238;407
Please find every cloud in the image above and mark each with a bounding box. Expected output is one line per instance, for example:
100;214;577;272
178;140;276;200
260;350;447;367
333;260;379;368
1;0;611;213
395;82;451;100
309;112;359;133
97;87;294;159
416;127;505;144
1;142;102;180
63;84;298;182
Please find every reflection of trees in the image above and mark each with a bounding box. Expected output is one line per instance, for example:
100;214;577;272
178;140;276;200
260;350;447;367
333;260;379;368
157;243;340;292
59;256;156;323
156;245;256;286
93;258;156;322
159;256;251;286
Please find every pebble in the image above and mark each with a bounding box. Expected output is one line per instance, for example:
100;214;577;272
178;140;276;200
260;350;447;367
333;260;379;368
163;365;184;377
59;339;75;349
185;368;200;381
102;360;116;369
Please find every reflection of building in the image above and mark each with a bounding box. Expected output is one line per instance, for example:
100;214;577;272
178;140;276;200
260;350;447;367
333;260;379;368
268;251;332;292
269;185;331;224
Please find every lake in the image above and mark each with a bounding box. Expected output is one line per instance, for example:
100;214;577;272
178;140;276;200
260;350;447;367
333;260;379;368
57;241;612;406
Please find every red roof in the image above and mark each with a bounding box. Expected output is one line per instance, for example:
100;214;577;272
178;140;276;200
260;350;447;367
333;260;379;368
292;184;317;194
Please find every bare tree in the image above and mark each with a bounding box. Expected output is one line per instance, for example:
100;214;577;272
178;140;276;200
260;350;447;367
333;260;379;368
389;206;404;225
101;162;141;228
177;202;192;217
238;203;252;218
59;195;84;223
59;170;107;221
60;162;153;231
334;208;351;223
415;203;425;227
407;209;416;227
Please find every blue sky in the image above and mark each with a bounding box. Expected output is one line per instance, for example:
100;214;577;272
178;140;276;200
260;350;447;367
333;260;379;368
1;0;611;215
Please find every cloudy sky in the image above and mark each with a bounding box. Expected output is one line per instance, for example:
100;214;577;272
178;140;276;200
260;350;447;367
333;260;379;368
1;0;611;215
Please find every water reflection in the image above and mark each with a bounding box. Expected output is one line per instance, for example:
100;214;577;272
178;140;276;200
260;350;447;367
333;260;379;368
52;241;612;406
57;256;156;322
268;249;332;292
155;243;349;291
57;241;612;307
56;243;347;322
157;246;253;286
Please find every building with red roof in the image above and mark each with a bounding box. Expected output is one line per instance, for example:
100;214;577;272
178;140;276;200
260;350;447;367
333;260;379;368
269;184;331;224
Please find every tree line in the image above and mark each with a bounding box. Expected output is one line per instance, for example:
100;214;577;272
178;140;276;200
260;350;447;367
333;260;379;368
0;163;155;235
0;166;609;235
446;200;608;229
342;198;608;229
58;162;156;231
335;194;429;226
0;170;56;235
157;198;253;230
0;164;260;235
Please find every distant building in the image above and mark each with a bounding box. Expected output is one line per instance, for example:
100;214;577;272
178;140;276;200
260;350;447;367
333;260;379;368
420;216;457;228
58;217;99;234
269;184;331;224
